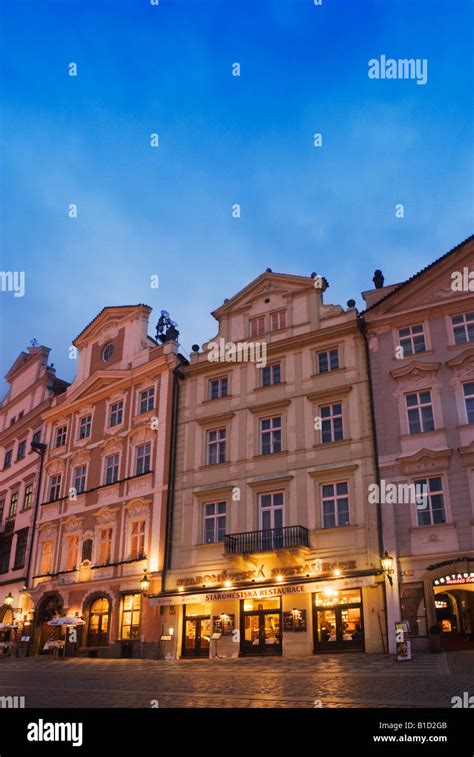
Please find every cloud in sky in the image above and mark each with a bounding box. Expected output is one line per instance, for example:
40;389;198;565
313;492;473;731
1;0;473;394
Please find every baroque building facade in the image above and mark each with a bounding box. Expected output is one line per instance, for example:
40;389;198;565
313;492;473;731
0;345;68;641
362;235;474;653
24;305;183;658
152;271;387;658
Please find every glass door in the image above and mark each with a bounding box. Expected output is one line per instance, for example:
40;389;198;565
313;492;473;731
313;590;364;652
240;599;282;655
182;616;211;657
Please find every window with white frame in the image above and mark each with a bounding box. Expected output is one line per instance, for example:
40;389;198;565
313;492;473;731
259;492;284;530
78;414;92;440
73;465;87;494
104;454;120;485
66;534;79;571
321;482;349;528
320;403;343;443
398;324;426;356
139;387;155;415
40;539;53;574
261;363;281;387
203;501;226;543
463;382;474;424
207;428;226;464
98;527;113;565
317;349;339;373
135;443;151;475
208;376;228;400
249;315;265;337
130;521;145;560
270;310;287;331
55;425;67;448
414;476;446;526
48;474;62;501
451;312;474;344
260;416;282;455
406;391;434;434
109;401;124;427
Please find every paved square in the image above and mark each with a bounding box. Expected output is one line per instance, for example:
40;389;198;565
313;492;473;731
0;652;473;708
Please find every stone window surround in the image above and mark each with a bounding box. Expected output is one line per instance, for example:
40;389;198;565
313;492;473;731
391;361;442;438
391;318;432;358
123;499;151;562
447;348;474;427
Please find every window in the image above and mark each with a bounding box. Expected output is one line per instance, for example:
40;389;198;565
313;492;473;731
48;474;62;502
398;324;426;356
130;521;145;560
260;416;282;455
451;312;474;344
32;430;41;445
259;492;284;530
400;584;427;637
208;376;228;400
207;428;226;465
139;387;155;415
406;391;434;434
261;363;281;387
78;415;92;440
317;349;339;373
0;500;4;521
17;440;26;460
82;538;93;562
320;403;344;443
0;538;12;573
23;484;33;510
102;343;115;362
18;411;24;420
66;534;79;571
463;382;474;424
9;492;19;518
109;401;124;427
203;502;226;544
98;527;113;565
13;529;28;570
73;465;87;494
136;443;151;475
121;594;141;639
249;315;265;337
415;477;446;526
321;482;349;528
55;425;67;448
3;450;12;469
270;310;287;331
104;454;120;485
40;539;53;574
9;417;16;426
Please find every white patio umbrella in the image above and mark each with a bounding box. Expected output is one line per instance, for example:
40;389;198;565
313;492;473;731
0;623;18;629
47;617;85;658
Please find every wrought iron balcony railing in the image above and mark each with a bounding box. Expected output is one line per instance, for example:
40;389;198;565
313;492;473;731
224;525;309;555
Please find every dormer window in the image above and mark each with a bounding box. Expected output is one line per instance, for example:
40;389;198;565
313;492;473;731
102;343;115;362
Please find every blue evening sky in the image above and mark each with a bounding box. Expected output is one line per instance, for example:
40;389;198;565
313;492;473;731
1;0;473;393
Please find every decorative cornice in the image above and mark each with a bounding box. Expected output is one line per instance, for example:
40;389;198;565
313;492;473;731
247;474;294;488
397;447;452;474
196;412;236;426
390;360;440;381
308;464;358;479
306;385;352;403
247;400;291;415
446;347;474;368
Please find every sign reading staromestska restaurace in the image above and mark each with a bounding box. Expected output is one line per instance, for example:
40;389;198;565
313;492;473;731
175;559;357;588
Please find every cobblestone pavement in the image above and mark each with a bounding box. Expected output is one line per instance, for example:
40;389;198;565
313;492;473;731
0;652;472;708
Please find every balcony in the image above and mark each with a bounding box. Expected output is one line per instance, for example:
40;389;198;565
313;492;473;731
224;525;309;555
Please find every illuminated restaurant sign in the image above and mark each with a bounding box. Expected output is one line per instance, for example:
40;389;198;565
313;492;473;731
433;572;474;586
176;559;357;587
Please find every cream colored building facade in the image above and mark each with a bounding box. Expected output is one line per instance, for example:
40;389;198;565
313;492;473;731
153;271;387;658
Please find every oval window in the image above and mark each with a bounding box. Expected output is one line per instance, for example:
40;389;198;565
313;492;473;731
102;343;114;362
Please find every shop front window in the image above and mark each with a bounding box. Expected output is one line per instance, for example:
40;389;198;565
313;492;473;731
121;594;141;639
240;598;282;656
313;589;363;652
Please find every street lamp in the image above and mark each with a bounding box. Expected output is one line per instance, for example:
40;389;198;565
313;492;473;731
140;572;150;595
381;551;395;585
4;592;14;607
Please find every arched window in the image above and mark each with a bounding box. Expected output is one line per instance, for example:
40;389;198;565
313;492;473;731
87;597;110;647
